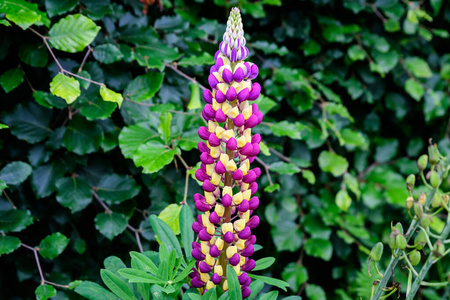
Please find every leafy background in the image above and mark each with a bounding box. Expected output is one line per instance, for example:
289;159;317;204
0;0;449;299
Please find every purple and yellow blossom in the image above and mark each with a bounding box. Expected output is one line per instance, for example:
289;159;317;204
189;7;262;298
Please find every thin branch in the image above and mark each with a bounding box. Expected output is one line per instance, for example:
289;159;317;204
164;62;207;90
78;45;92;73
182;170;189;205
255;156;274;186
269;147;291;163
92;190;111;213
175;153;192;170
2;190;16;209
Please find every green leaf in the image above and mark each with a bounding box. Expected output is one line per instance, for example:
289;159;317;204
95;174;140;204
304;238;333;261
248;274;289;292
264;183;280;193
269;121;304;140
178;52;214;67
95;212;128;240
31;161;66;198
271;220;302;252
253;257;276;271
405;78;425;101
75;281;120;300
0;161;32;185
38;232;69;259
260;291;279;300
180;204;194;260
158;112;172;145
384;19;400;32
45;0;78;17
78;94;116;120
0;209;33;233
62;115;103;155
49;14;101;53
100;85;123;108
269;162;301;175
282;263;308;293
33;90;67;109
130;251;158;275
118;269;166;285
125;72;164;102
375;138;398;163
252;41;288;56
172;259;196;283
0;0;50;28
301;40;321;56
347;45;365;61
344;173;360;199
302;170;316;184
100;269;137;300
335;190;352;212
6;9;41;30
227;265;243;300
35;284;57;300
149;215;183;258
202;287;217;300
187;82;201;110
0;235;21;256
93;44;124;64
253;95;277;115
0;67;24;93
158;204;181;235
134;44;180;71
55;177;92;213
50;73;81;104
318;151;349;177
404;57;432;78
118;123;159;159
305;284;326;300
134;141;180;174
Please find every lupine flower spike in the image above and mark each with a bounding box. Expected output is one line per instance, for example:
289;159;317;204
189;7;262;298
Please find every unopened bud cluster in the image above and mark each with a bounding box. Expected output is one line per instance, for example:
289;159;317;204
189;8;262;298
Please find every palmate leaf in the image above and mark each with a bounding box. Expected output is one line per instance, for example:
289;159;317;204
49;14;100;53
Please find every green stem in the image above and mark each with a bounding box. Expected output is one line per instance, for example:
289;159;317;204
379;287;398;300
420;281;450;287
402;251;419;277
371;189;436;300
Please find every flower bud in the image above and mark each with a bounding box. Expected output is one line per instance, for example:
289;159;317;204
406;174;415;190
369;242;383;262
417;154;428;171
414;202;423;217
433;241;445;257
419;214;432;229
406;196;414;210
429;171;440;188
428;144;439;165
414;231;427;250
418;194;426;206
442;195;449;208
409;250;421;266
396;235;407;250
431;194;442;208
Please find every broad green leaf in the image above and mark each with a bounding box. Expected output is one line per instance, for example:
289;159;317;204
130;251;158;275
45;0;77;17
35;284;57;300
31;161;67;198
227;265;243;300
301;40;321;56
404;57;432;78
0;19;10;26
78;94;116;120
336;190;352;212
253;95;277;115
0;235;21;256
305;238;333;261
39;232;69;259
318;151;348;177
134;141;180;174
269;162;301;175
95;174;140;204
0;161;32;185
0;209;33;233
344;173;360;200
158;112;172;145
6;9;40;30
405;78;425;101
118;123;159;159
384;19;400;32
95;212;128;240
125;72;164;102
202;287;217;300
252;41;288;56
0;0;50;27
302;170;316;184
269;121;304;140
34;90;67;109
100;269;136;300
341;128;366;149
75;281;120;300
134;44;180;70
100;85;123;108
158;204;181;235
50;73;81;104
49;14;100;53
375;139;398;163
172;259;196;283
178;53;214;67
149;215;183;258
271;220;302;252
55;177;92;213
347;45;365;61
282;263;308;293
305;284;326;300
118;269;166;284
0;123;8;129
260;291;279;300
0;67;24;93
180;204;194;260
248;274;289;292
187;82;201;110
62;115;103;155
253;257;276;271
93;44;124;64
264;183;280;193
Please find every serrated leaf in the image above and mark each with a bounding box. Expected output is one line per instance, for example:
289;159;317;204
134;141;180;174
178;52;214;67
62;115;103;155
125;72;164;102
158;204;181;235
404;57;432;78
269;121;304;140
100;85;123;108
100;269;137;300
50;73;81;104
78;94;116;120
56;177;92;213
6;9;40;30
45;0;78;17
38;232;69;259
0;67;24;93
0;209;34;233
95;212;128;240
118;123;159;159
0;161;32;185
0;0;50;28
318;151;348;177
34;90;67;109
0;235;21;256
31;160;67;198
95;174;140;204
49;14;100;53
93;44;124;64
35;284;57;300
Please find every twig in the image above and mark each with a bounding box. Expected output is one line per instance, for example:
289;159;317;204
78;45;92;73
164;62;207;90
269;147;291;163
255;156;273;186
2;190;16;209
175;153;192;170
21;243;69;288
182;170;189;205
92;190;111;213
